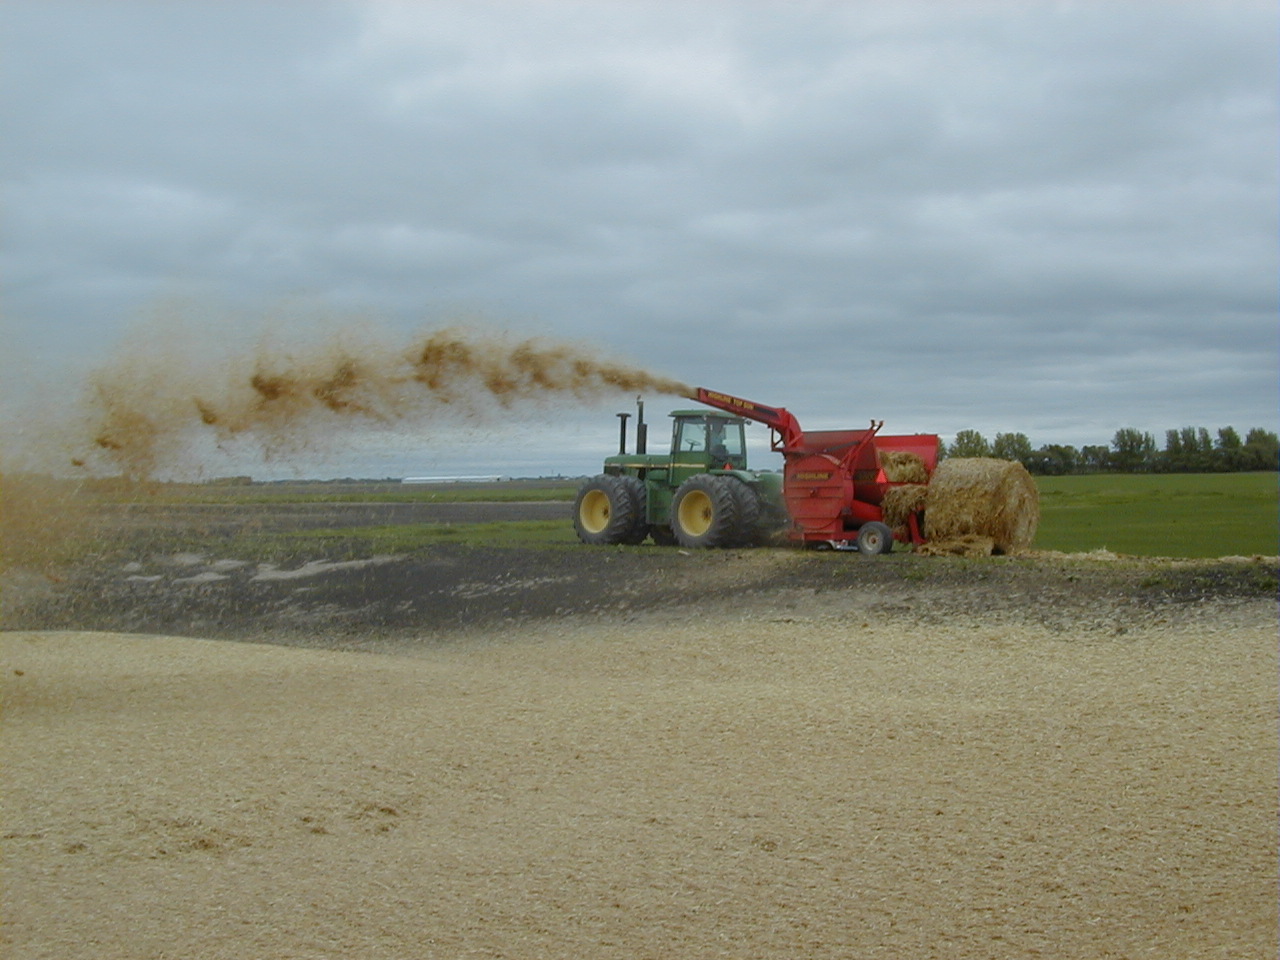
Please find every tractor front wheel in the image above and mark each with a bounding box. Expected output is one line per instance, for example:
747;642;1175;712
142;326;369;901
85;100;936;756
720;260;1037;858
671;475;741;549
573;475;647;545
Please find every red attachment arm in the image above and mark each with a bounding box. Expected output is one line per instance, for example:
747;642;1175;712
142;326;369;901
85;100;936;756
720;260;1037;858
693;387;805;449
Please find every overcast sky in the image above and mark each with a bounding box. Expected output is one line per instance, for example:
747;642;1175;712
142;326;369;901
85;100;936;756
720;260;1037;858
2;0;1276;479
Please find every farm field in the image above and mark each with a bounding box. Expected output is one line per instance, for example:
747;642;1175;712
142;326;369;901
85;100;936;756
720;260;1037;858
1034;472;1278;558
61;470;1280;560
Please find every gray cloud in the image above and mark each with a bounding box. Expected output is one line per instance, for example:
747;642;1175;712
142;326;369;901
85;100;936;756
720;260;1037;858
2;0;1275;478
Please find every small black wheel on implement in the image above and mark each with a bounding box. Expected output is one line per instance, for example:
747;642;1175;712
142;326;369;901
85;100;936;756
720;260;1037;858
671;475;741;549
855;521;894;556
573;475;648;545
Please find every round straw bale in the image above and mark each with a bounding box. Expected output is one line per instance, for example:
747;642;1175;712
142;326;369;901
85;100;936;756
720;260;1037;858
881;483;928;528
880;450;929;484
924;458;1039;554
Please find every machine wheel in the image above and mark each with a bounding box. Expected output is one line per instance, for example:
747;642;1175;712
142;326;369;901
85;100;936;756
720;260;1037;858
671;475;741;549
855;521;894;556
573;475;647;545
721;477;762;547
615;476;649;544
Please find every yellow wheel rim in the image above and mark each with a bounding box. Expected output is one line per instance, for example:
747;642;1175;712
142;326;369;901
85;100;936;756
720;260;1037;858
677;489;713;537
580;489;612;534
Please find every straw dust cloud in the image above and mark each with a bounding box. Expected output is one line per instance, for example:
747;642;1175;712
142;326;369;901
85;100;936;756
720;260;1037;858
80;325;692;481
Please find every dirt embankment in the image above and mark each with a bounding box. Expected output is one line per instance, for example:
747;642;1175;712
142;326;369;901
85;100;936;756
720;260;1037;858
3;535;1276;644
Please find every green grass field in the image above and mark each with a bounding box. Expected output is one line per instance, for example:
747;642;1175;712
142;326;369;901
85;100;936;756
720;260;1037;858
34;471;1280;561
229;472;1275;559
1033;472;1278;558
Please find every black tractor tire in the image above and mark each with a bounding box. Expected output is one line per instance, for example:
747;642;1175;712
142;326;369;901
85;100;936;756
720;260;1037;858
671;475;741;549
614;476;649;544
721;476;763;547
856;520;895;556
573;475;648;545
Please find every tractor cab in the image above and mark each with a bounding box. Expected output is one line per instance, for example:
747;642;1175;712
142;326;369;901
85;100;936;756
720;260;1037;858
599;404;754;489
669;410;748;471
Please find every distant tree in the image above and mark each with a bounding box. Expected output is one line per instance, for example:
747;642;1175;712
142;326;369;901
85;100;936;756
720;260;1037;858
927;426;1274;472
1243;428;1280;470
1171;426;1213;472
1111;428;1156;472
992;432;1033;463
1025;447;1063;475
948;429;991;458
1195;427;1215;470
1216;426;1244;471
1079;444;1111;472
1146;432;1161;466
1160;429;1185;472
1047;443;1078;474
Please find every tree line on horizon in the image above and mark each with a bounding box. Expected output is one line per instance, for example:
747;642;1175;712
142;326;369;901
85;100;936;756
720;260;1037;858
942;425;1280;475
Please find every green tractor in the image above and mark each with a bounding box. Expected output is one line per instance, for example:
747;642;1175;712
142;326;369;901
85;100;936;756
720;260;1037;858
573;399;786;548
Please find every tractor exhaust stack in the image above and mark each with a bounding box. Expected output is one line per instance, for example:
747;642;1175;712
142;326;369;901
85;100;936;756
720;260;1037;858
616;412;631;456
635;397;647;455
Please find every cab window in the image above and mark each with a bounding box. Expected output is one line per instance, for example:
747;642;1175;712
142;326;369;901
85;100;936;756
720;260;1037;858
676;418;707;453
710;421;744;458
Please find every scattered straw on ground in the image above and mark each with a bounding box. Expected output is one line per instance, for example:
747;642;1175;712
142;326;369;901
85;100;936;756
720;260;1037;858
916;534;998;557
3;602;1276;960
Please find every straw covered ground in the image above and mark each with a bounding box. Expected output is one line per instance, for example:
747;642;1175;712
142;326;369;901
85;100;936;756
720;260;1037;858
2;542;1277;960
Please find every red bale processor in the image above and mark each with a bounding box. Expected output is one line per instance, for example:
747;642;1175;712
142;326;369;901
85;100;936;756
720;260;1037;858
690;388;939;551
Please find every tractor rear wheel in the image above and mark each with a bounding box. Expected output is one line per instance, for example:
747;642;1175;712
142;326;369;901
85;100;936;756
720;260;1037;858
721;477;762;547
856;521;895;556
671;475;741;549
573;475;647;545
